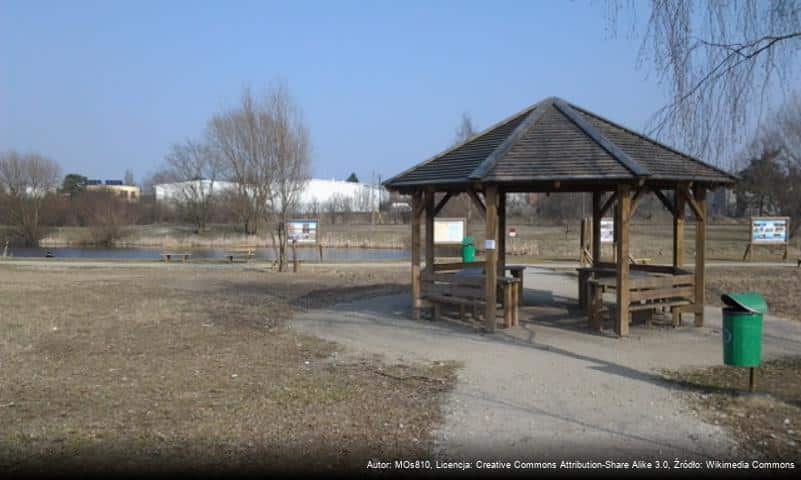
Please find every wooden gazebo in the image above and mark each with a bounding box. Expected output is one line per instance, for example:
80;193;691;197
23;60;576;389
383;97;736;336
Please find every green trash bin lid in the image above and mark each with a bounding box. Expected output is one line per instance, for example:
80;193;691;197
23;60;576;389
462;236;474;246
721;292;768;314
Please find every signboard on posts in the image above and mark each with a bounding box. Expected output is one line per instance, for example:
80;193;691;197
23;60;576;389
750;217;789;245
287;219;319;244
434;218;465;245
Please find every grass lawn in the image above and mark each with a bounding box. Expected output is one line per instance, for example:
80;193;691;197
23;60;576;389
0;265;456;474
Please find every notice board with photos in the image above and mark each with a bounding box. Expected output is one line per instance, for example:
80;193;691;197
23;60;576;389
750;217;789;245
287;219;319;244
434;218;466;245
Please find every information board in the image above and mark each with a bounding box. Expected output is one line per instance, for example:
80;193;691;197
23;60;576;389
287;219;318;244
600;218;614;244
434;218;465;244
751;217;789;245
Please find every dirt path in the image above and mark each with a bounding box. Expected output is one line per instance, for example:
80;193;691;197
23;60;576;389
293;267;801;460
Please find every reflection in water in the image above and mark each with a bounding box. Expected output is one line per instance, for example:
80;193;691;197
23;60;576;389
8;247;409;262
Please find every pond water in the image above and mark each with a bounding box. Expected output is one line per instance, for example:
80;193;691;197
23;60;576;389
7;246;410;262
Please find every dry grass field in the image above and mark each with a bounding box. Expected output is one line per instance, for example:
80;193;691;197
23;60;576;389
39;221;801;263
0;264;459;474
706;267;801;322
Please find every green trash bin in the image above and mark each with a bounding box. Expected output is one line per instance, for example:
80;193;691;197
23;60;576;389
461;236;475;263
721;292;767;368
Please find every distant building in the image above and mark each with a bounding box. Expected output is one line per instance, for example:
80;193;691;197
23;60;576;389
300;179;383;212
86;179;141;202
153;178;385;213
154;180;238;203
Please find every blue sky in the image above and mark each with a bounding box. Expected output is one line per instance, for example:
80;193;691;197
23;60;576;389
1;0;665;184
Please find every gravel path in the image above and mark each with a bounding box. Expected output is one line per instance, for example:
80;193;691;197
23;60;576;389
293;267;801;460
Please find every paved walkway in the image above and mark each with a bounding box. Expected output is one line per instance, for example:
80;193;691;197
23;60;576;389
293;267;801;460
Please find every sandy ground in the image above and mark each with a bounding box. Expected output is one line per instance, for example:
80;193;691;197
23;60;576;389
293;267;801;461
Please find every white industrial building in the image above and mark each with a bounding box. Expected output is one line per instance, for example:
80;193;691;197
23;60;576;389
154;178;384;212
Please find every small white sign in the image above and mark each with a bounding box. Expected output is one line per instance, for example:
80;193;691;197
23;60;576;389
484;239;496;250
508;228;517;238
600;218;614;244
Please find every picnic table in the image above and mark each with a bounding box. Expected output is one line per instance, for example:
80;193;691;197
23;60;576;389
577;265;695;330
160;252;192;262
423;262;521;328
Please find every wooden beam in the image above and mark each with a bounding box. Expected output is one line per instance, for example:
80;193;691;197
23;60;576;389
592;192;602;266
653;189;675;215
629;186;648;218
599;191;618;218
615;184;631;337
673;188;685;269
411;192;422;320
467;188;486;217
424;190;435;276
680;184;704;220
694;185;707;327
433;192;453;217
484;185;498;333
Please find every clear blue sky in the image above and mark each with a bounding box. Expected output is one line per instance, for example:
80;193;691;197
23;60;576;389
1;0;665;184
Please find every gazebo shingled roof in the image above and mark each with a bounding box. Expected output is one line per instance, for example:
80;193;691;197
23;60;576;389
385;97;736;191
383;96;738;337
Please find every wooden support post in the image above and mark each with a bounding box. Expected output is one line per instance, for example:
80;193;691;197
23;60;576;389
615;184;631;337
504;285;513;328
484;185;498;333
673;187;686;269
694;185;707;327
498;190;506;279
411;191;422;320
424;190;435;274
592;192;601;265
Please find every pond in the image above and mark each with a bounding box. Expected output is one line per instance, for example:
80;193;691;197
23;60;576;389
6;246;410;262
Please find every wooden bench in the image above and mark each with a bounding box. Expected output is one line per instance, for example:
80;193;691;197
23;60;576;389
160;252;192;262
421;270;520;328
581;267;694;330
223;249;256;263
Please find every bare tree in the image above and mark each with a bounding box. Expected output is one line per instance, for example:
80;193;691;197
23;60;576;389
124;169;135;186
264;83;311;272
207;83;310;271
454;113;478;224
208;87;274;235
737;95;801;237
324;193;351;224
0;151;61;246
607;1;801;169
164;139;223;233
78;190;138;246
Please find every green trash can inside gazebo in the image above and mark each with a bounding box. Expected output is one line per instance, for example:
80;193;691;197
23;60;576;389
721;292;767;391
461;236;475;263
